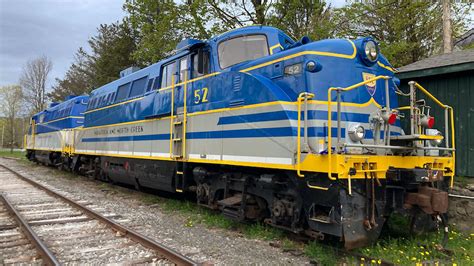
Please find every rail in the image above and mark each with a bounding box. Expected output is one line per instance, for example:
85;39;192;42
0;163;197;266
0;193;60;265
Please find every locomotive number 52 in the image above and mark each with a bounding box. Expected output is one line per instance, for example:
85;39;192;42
194;87;209;104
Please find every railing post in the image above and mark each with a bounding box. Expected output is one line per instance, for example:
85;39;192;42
303;95;310;152
408;81;416;135
385;79;391;146
336;89;341;153
444;107;449;149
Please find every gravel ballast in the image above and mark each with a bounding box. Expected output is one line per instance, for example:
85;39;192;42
0;158;309;264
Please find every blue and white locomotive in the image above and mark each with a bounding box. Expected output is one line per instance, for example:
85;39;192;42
26;26;455;249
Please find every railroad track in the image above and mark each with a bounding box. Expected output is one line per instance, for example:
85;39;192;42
0;163;196;265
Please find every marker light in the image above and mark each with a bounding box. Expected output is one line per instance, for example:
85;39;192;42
421;115;435;128
388;113;397;125
381;110;397;125
348;124;365;142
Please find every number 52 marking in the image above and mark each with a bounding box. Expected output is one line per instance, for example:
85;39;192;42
193;87;209;104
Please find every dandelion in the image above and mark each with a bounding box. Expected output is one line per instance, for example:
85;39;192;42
371;259;376;264
377;259;381;264
411;257;417;261
420;246;425;249
426;251;430;255
420;252;424;256
361;258;365;261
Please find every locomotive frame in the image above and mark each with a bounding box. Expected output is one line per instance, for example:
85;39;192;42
25;26;455;249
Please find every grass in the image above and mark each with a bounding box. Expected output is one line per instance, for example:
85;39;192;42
354;214;474;265
305;241;338;265
0;149;26;160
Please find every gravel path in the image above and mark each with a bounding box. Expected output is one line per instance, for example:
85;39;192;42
0;158;310;265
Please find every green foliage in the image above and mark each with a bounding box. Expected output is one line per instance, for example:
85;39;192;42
0;149;26;160
242;223;284;240
269;0;336;41
304;241;338;265
124;0;217;65
334;1;472;67
49;21;137;101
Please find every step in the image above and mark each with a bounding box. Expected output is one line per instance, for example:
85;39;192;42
218;194;242;207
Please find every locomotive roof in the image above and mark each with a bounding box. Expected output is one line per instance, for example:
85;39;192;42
89;26;294;98
32;95;89;119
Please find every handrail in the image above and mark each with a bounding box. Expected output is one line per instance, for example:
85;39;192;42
169;75;175;158
296;92;314;177
411;82;455;187
327;75;391;181
182;72;188;160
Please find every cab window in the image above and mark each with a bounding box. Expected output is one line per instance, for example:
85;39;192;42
179;57;188;82
218;35;269;69
192;49;210;78
161;62;175;88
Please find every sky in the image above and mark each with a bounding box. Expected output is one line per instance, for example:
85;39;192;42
0;0;125;89
0;0;353;90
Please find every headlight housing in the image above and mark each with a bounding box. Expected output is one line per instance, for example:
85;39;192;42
348;124;365;142
358;37;379;66
427;129;443;146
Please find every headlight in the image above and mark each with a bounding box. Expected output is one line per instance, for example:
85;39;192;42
428;130;443;146
365;40;378;62
348;124;365;142
358;38;379;66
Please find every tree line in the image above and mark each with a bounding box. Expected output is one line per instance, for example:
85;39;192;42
0;0;472;151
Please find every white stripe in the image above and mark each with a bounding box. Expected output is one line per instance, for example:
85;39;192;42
189;154;221;160
222;155;292;165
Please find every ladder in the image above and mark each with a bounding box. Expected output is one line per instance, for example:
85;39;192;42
170;72;188;193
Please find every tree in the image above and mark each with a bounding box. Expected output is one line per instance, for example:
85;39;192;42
49;48;93;101
269;0;335;40
334;1;472;67
124;0;185;64
19;56;52;113
0;85;24;152
49;21;138;101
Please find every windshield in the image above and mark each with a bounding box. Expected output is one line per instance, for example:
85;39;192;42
218;35;269;69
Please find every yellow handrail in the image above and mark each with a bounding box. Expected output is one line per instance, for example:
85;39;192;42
327;75;391;182
449;106;456;187
296;92;314;177
169;75;175;158
182;71;188;160
414;82;445;108
413;82;455;187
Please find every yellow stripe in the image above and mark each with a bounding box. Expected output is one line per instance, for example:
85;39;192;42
377;61;396;72
84;97;144;114
269;43;283;55
39;116;83;125
240;40;357;73
83;43;358;115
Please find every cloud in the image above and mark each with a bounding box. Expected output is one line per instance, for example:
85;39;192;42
0;0;125;89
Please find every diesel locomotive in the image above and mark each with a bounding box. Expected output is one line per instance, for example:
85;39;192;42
25;26;455;249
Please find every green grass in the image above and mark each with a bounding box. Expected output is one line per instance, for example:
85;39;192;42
354;214;474;265
0;149;26;160
305;241;338;265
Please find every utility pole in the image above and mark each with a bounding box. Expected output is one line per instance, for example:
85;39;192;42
1;124;4;149
442;0;452;53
